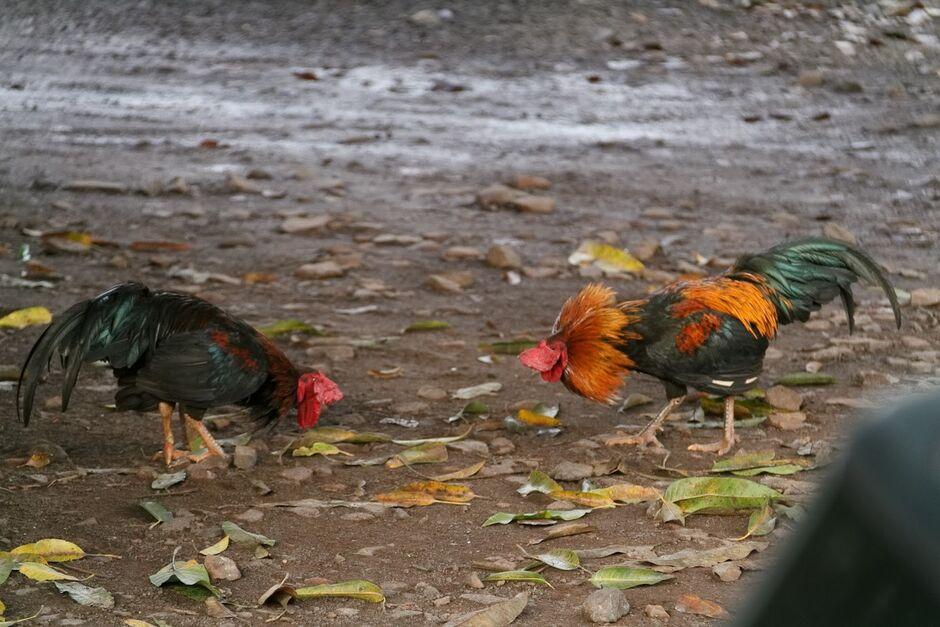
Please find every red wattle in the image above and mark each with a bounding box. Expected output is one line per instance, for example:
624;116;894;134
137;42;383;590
297;398;322;429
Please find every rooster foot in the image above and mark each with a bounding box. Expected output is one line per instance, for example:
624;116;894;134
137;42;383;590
687;434;740;456
151;446;190;467
185;449;228;464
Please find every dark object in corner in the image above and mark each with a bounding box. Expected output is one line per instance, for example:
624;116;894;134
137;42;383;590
734;392;940;627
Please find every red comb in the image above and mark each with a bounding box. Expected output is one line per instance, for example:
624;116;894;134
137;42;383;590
519;340;561;372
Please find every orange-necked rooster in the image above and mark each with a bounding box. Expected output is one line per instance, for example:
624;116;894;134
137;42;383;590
17;282;343;466
520;238;901;455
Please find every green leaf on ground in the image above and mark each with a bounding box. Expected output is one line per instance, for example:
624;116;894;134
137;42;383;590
54;582;115;608
294;580;384;603
589;567;674;590
221;521;275;547
663;477;783;516
483;509;592;527
484;571;553;587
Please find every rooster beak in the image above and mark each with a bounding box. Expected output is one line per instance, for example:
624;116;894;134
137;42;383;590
519;340;561;372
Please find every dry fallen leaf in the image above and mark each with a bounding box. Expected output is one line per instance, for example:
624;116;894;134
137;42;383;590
433;460;486;482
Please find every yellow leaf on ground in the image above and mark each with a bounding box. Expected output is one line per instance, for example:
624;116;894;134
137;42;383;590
11;539;85;563
18;562;78;582
432;460;486;482
199;536;230;556
294;580;384;603
548;490;616;509
517;408;562;427
568;241;644;275
375;491;439;507
397;480;478;503
0;307;52;330
592;483;661;504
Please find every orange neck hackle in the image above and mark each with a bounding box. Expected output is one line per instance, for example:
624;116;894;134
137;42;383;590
551;283;640;404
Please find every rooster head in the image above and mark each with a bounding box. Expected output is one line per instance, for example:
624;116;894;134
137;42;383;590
296;372;344;429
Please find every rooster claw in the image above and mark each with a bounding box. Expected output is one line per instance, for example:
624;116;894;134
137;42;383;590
687;435;740;456
152;447;190;467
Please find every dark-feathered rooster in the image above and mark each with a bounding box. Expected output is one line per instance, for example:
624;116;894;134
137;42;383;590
17;282;343;465
520;238;901;455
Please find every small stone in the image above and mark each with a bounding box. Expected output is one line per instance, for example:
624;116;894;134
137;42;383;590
766;385;803;411
373;233;422;246
416;386;448;401
433;596;452;607
713;562;742;581
512;194;555;214
476;184;518;209
204;555;241;581
822;222;857;245
281;466;313;482
440;270;475;288
805;361;823;373
426;274;463;294
279;215;332;234
233;445;257;470
409;9;440;26
551;461;593;481
443;246;484;261
798;69;825;87
769;411;806;430
644;605;670;620
295;261;345;280
835;40;856;56
582;588;630;623
910;288;940;307
188;457;228;480
853;370;898;387
485;244;522;269
510;174;551;190
236;508;264;523
490;437;515;455
466;573;484;589
415;582;441;599
630;239;660;261
901;336;930;349
448;439;490;456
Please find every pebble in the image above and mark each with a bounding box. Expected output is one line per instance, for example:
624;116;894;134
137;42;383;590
769;412;806;430
551;460;594;481
910;288;940;307
901;336;930;349
510;174;551;190
295;261;344;280
236;508;264;523
417;386;448;401
765;385;803;411
427;274;463;294
485;244;522;269
489;437;515;455
415;582;441;599
582;588;630;623
466;573;485;589
822;222;857;245
645;605;670;620
713;562;742;582
811;346;854;361
233;445;257;470
204;555;241;581
279;215;332;234
280;466;313;482
442;246;484;261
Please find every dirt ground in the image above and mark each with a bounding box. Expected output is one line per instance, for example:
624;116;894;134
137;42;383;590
1;1;938;625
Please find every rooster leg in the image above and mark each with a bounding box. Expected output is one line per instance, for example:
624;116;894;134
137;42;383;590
688;396;740;455
606;395;686;449
151;402;188;466
183;415;227;463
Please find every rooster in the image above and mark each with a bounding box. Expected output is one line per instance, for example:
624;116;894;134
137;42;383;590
520;238;901;455
17;282;343;465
